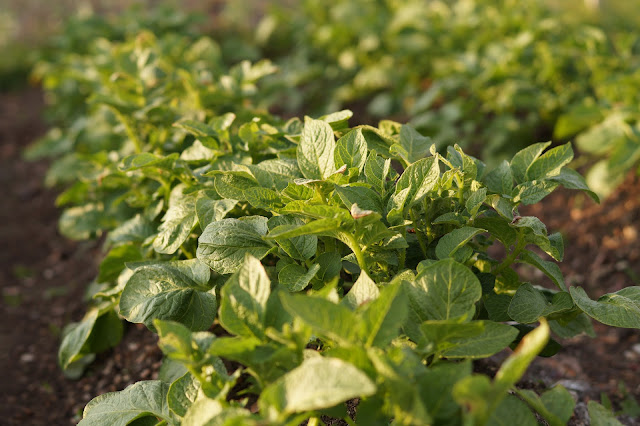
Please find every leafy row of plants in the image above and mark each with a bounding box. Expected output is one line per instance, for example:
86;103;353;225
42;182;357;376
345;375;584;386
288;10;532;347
29;5;640;426
252;0;640;197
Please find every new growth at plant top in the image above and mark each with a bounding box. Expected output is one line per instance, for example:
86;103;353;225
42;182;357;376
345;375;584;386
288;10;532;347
24;3;640;425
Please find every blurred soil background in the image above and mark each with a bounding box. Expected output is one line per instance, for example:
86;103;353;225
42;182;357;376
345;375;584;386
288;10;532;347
0;0;639;424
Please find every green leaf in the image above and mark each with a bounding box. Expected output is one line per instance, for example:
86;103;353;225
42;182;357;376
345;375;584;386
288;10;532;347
508;284;573;323
510;142;552;184
268;215;317;261
213;172;258;201
465;188;487;216
540;386;576;424
197;217;272;274
518;251;567;292
364;151;392;194
98;244;142;283
334;185;384;214
266;217;345;240
245;187;284;210
390;124;432;164
488;394;537;426
195;192;237;231
59;203;108;240
79;381;173;426
435;227;485;260
343;271;380;310
59;308;122;376
484;160;513;195
182;399;251;426
167;373;201;417
334;128;367;172
107;214;155;246
219;254;271;339
548;167;600;203
404;259;482;341
526;143;573;181
588;401;624;426
474;217;516;248
297;117;336;180
280;293;357;345
360;283;407;347
153;185;199;255
512;180;559;205
440;321;518;358
120;259;215;331
512;216;562;261
570;286;640;328
395;156;440;209
278;263;320;292
418;361;471;421
259;357;376;415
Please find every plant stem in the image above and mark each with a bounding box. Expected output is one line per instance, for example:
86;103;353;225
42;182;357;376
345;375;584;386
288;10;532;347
410;208;428;257
342;232;369;275
308;417;319;426
114;110;143;153
494;231;526;274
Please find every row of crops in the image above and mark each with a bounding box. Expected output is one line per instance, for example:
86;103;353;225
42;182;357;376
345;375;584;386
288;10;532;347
24;1;640;425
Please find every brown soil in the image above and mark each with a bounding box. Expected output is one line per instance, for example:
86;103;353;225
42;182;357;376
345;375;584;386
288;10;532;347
0;87;638;424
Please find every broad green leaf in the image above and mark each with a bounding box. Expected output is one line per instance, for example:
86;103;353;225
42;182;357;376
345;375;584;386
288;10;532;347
570;286;640;328
120;153;177;171
395;156;439;209
364;151;392;194
484;160;513;195
182;399;252;426
259;357;376;415
484;293;513;322
98;244;142;283
59;203;108;240
253;158;302;190
266;217;345;240
404;259;482;341
280;293;357;345
213;173;258;201
548;167;600;203
587;401;624;426
465;188;487;216
197;217;272;274
268;215;317;261
79;381;173;426
360;283;407;347
418;361;471;421
106;214;155;246
334;185;384;214
435;227;485;260
549;313;595;338
508;284;573;323
278;263;320;292
518;251;567;291
219;254;271;339
512;216;562;261
390;124;432;164
245;187;284;210
180;140;217;161
510;142;551;184
195;192;237;231
153;185;199;255
59;308;122;375
487;394;537;426
540;386;576;424
120;259;215;331
554;105;604;139
297;117;336;180
421;321;517;358
343;271;380;310
334;128;367;172
474;217;516;248
512;180;559;205
526;143;573;181
168;373;201;417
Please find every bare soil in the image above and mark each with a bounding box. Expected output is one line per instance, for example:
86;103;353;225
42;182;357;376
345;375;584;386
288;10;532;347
0;88;638;425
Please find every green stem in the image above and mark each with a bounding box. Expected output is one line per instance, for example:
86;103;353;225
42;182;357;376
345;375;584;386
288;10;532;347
114;110;143;153
181;244;194;259
344;417;357;426
343;232;369;275
494;231;526;274
308;417;319;426
410;208;428;257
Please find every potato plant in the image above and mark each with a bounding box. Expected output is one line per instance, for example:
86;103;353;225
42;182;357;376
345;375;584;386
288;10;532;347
28;7;640;426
